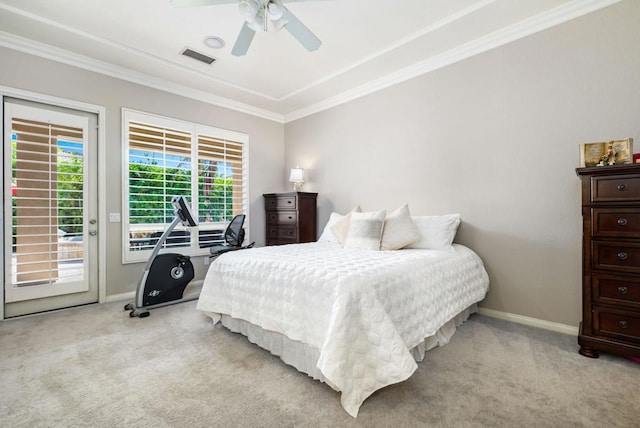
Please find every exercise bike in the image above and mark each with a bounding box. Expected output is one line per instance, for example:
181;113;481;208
125;195;198;318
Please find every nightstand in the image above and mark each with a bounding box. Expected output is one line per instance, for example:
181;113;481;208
263;192;317;246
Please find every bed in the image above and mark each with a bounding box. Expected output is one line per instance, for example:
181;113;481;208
197;214;489;417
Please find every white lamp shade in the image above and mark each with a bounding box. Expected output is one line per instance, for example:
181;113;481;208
289;167;304;183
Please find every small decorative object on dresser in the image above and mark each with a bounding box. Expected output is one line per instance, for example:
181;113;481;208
263;192;317;246
576;164;640;359
579;138;633;167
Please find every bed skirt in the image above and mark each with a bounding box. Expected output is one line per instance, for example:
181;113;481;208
205;303;477;392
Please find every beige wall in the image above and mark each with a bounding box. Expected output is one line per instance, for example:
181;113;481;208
284;1;640;327
1;47;285;297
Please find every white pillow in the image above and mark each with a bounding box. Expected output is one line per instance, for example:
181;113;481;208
344;210;386;250
380;204;420;251
407;214;461;250
331;206;361;245
317;212;343;244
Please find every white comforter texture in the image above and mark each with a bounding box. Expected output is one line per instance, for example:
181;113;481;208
197;242;489;417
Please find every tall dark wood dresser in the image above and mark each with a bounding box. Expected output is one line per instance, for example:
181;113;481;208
576;164;640;358
263;192;317;246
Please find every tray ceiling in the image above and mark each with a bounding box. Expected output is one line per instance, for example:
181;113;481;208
0;0;621;122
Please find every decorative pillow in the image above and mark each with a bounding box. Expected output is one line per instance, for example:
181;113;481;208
380;204;420;250
317;212;343;243
407;214;461;250
344;210;386;250
331;206;361;245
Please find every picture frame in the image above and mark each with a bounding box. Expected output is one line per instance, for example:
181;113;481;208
579;138;633;167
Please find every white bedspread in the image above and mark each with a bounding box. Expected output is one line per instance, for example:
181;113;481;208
197;242;489;417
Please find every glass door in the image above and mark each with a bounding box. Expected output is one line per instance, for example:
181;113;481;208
3;100;98;317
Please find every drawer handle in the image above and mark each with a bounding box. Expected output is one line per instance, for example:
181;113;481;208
617;184;627;191
287;200;292;204
617;286;629;295
617;252;629;260
617;218;628;226
288;216;293;220
618;320;629;329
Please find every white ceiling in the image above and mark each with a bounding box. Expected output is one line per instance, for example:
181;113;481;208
0;0;620;122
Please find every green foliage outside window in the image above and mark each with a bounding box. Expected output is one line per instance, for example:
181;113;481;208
198;176;233;223
57;152;84;235
129;162;234;224
128;163;191;224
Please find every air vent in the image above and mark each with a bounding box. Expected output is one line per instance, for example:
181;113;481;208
181;48;216;65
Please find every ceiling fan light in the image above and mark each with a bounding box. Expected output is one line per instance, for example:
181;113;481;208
271;16;288;31
247;11;265;32
238;0;260;22
267;0;285;20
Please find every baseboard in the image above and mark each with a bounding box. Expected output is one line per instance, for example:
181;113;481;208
477;307;579;336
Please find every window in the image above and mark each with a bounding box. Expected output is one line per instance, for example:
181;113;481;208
122;109;248;263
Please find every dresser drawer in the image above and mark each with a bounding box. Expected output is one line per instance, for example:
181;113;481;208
593;307;640;342
266;212;298;225
265;196;297;211
593;241;640;274
266;239;296;246
592;274;640;308
592;174;640;202
267;226;297;240
592;208;640;238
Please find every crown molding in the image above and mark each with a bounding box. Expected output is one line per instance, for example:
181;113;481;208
0;1;281;102
283;0;622;123
0;0;621;124
0;31;285;123
279;0;496;102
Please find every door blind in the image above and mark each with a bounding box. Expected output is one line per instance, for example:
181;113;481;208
10;117;85;287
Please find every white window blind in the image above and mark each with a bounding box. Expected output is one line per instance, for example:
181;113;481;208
123;109;248;263
9;117;85;286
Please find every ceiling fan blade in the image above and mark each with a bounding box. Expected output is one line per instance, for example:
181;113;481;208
281;6;321;52
231;22;256;56
170;0;234;7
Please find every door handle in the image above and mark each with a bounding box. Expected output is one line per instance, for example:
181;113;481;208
89;230;97;236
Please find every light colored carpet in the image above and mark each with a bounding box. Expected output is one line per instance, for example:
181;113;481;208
1;300;638;427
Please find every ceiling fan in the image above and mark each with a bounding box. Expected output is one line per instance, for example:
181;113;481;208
171;0;323;57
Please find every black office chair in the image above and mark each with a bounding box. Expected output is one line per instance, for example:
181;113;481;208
208;214;254;257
